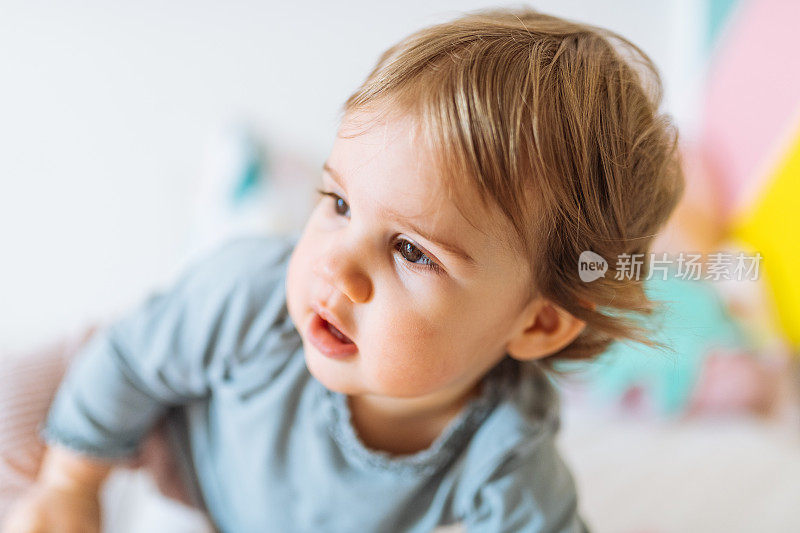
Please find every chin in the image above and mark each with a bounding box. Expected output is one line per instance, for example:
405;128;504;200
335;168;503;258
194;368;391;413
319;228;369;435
302;345;362;395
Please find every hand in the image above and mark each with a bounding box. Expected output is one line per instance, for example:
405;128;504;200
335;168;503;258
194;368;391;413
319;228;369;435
1;482;102;533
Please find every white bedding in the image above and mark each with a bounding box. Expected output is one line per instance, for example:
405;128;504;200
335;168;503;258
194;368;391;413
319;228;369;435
558;392;800;533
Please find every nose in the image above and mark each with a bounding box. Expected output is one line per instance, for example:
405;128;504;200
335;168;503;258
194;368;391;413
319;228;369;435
313;242;373;304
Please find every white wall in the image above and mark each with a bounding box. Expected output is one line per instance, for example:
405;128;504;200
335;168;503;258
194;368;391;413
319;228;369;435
0;0;704;352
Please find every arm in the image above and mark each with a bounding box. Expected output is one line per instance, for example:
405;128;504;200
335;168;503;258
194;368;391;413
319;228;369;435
37;444;114;493
3;236;294;532
40;235;294;459
1;445;112;533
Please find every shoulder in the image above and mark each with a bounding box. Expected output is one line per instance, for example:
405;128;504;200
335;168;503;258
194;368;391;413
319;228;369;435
167;232;300;335
109;232;301;377
460;360;562;479
453;361;585;531
179;232;299;291
181;232;302;363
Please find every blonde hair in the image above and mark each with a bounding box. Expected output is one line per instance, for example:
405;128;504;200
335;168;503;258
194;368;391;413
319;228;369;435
342;8;685;367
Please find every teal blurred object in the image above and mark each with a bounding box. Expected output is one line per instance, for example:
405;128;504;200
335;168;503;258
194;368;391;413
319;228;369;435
557;273;747;414
231;129;269;204
708;0;742;51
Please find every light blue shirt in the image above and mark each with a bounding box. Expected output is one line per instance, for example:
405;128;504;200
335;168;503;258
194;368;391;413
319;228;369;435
42;233;588;532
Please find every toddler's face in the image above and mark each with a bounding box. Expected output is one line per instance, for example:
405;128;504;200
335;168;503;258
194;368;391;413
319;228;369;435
286;109;533;399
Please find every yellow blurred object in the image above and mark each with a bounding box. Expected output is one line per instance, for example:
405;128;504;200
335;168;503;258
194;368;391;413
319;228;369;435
733;122;800;349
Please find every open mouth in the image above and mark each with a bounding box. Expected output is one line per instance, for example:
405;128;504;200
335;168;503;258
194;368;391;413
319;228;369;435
308;312;358;358
324;320;354;344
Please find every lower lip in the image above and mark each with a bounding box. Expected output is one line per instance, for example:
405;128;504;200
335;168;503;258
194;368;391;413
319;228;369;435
308;313;358;359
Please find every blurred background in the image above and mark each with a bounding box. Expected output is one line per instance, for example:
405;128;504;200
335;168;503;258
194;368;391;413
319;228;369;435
1;1;798;532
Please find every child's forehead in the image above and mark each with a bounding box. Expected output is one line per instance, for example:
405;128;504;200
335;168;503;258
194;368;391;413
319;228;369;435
329;112;524;268
334;111;491;224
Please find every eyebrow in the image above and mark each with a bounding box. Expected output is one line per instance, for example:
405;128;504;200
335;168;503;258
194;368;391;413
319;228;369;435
322;163;477;267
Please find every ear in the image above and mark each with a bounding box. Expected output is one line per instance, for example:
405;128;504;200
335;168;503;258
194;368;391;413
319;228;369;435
505;299;586;362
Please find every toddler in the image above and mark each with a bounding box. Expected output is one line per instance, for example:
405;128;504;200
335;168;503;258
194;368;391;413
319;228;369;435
2;8;684;532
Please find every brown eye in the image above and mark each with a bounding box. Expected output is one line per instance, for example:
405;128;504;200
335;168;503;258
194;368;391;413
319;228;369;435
333;196;349;217
316;189;350;218
394;239;442;274
398;241;423;262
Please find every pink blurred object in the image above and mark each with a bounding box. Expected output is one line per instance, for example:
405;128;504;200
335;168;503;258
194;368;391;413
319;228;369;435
703;0;800;221
686;348;787;417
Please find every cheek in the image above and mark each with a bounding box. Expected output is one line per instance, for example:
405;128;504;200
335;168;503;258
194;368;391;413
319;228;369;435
285;233;315;331
369;290;512;396
285;252;301;331
361;302;458;396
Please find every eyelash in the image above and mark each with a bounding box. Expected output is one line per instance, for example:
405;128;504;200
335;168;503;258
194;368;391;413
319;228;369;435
315;188;443;275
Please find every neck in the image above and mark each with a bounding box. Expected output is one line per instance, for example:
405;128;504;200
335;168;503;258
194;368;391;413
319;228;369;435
346;375;485;455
